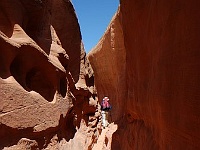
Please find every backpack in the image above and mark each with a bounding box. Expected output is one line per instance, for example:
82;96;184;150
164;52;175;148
101;100;112;111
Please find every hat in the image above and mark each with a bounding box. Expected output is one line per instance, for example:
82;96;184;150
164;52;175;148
103;96;109;101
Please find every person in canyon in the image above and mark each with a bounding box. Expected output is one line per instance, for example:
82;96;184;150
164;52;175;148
101;96;112;128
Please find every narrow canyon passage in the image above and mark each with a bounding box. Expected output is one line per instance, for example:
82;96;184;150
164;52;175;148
0;0;200;150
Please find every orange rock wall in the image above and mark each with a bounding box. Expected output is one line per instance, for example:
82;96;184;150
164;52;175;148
0;0;98;149
88;0;200;149
88;9;127;122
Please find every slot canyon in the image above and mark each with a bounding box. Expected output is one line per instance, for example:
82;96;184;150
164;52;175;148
0;0;200;150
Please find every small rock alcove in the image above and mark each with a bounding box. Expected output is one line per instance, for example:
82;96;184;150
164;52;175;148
25;67;55;102
10;50;57;102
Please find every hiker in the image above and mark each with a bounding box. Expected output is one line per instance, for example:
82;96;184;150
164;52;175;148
101;96;112;128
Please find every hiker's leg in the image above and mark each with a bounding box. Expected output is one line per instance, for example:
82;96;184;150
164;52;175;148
105;111;109;127
101;111;106;127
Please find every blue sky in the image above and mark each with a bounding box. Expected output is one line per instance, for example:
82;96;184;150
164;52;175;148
71;0;120;53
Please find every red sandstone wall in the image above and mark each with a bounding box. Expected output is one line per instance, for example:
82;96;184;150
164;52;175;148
89;0;200;149
0;0;98;149
121;0;200;149
88;9;126;122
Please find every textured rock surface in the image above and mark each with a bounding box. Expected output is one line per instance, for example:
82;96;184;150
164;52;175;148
88;0;200;149
0;0;101;149
88;9;126;123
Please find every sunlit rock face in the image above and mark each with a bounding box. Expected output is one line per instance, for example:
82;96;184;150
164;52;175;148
88;9;126;125
89;0;200;149
88;8;127;150
0;0;98;149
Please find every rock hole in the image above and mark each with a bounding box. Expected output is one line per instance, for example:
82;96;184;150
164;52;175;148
58;54;69;70
0;48;12;79
85;74;94;87
10;56;26;87
59;77;67;98
105;136;109;146
26;67;55;102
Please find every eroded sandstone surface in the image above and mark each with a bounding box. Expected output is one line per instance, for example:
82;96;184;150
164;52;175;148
2;0;200;149
0;0;107;149
88;0;200;149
